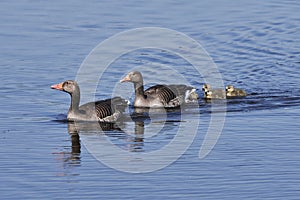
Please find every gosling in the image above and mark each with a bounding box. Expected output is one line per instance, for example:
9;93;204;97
226;85;247;98
202;84;226;99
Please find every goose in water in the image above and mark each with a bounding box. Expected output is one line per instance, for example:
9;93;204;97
51;80;128;122
226;85;247;97
202;83;226;99
120;71;198;108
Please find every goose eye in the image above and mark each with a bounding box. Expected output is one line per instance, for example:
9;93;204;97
63;81;70;88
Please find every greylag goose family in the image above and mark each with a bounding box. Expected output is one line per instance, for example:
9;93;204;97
51;71;246;122
202;83;247;99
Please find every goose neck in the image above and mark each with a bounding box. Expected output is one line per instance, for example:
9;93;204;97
134;82;145;97
69;88;80;113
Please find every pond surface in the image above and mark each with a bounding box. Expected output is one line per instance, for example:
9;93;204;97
0;0;300;199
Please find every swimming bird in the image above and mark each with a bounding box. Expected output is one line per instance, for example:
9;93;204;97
226;85;247;98
51;80;128;122
202;83;226;99
120;71;198;108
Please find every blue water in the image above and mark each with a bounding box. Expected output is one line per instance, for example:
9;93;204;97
1;0;300;199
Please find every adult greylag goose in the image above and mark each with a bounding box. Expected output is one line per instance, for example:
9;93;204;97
226;85;247;98
202;83;226;99
120;71;198;108
51;80;128;122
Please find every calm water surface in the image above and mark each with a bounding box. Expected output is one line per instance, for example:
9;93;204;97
1;1;300;199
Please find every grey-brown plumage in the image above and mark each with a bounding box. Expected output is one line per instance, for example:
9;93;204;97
51;80;128;122
202;83;226;99
226;85;247;98
120;71;198;108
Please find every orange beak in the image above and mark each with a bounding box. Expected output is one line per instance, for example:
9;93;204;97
51;82;63;90
120;75;131;83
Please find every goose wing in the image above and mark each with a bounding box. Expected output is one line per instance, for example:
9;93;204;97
79;97;128;122
144;85;181;107
95;97;128;120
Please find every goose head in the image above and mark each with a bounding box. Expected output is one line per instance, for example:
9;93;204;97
120;71;143;83
226;85;234;92
202;83;211;92
51;80;79;95
204;90;213;99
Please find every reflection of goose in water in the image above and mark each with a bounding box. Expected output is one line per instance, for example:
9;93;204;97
51;122;82;169
202;83;226;99
130;106;181;120
62;121;125;166
68;121;123;132
67;122;81;158
67;121;123;159
127;121;144;152
226;85;247;98
120;71;198;108
51;80;128;122
67;120;145;153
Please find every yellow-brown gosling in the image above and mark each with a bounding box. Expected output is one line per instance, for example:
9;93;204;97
226;85;247;97
202;83;226;99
